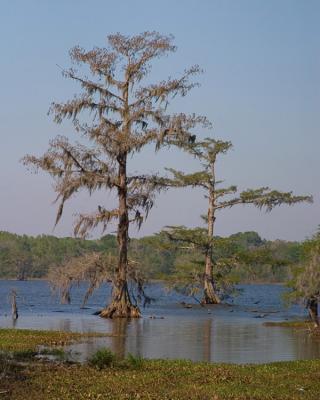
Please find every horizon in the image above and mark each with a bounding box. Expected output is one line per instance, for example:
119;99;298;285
0;227;308;244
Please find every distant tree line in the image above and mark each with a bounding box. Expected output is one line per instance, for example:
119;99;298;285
0;230;303;284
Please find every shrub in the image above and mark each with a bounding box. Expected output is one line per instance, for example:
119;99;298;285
39;348;68;361
88;348;116;369
125;353;144;369
11;349;37;360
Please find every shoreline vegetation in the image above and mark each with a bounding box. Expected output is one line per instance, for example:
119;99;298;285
0;230;303;283
0;329;111;352
0;328;319;400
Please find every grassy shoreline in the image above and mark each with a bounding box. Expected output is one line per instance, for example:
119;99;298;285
0;328;110;352
0;328;319;399
4;359;320;400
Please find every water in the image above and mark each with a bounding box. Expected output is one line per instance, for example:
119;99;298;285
0;280;319;364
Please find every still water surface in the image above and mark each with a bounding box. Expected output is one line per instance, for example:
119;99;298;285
0;280;319;364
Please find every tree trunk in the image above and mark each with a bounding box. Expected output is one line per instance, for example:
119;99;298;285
202;183;220;305
100;154;141;318
99;282;140;318
307;297;319;327
203;263;221;304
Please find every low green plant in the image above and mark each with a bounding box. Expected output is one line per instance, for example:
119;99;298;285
88;348;116;369
125;353;144;369
39;348;67;361
0;328;108;352
12;349;37;360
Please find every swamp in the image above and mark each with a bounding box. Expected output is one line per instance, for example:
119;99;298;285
0;2;319;399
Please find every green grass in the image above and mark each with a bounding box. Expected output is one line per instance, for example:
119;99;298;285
38;347;68;360
88;348;145;370
88;348;117;369
11;349;38;360
2;359;319;400
0;328;319;399
125;352;144;369
0;328;109;352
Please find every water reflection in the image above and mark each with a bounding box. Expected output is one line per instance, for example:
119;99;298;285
112;318;128;358
11;317;18;329
202;319;212;362
2;312;320;364
65;315;320;364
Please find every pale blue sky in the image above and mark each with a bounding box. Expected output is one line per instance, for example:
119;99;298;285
0;0;319;241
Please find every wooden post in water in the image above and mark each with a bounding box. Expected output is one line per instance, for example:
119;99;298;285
10;289;18;320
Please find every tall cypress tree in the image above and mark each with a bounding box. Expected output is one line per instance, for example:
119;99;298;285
23;32;207;317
